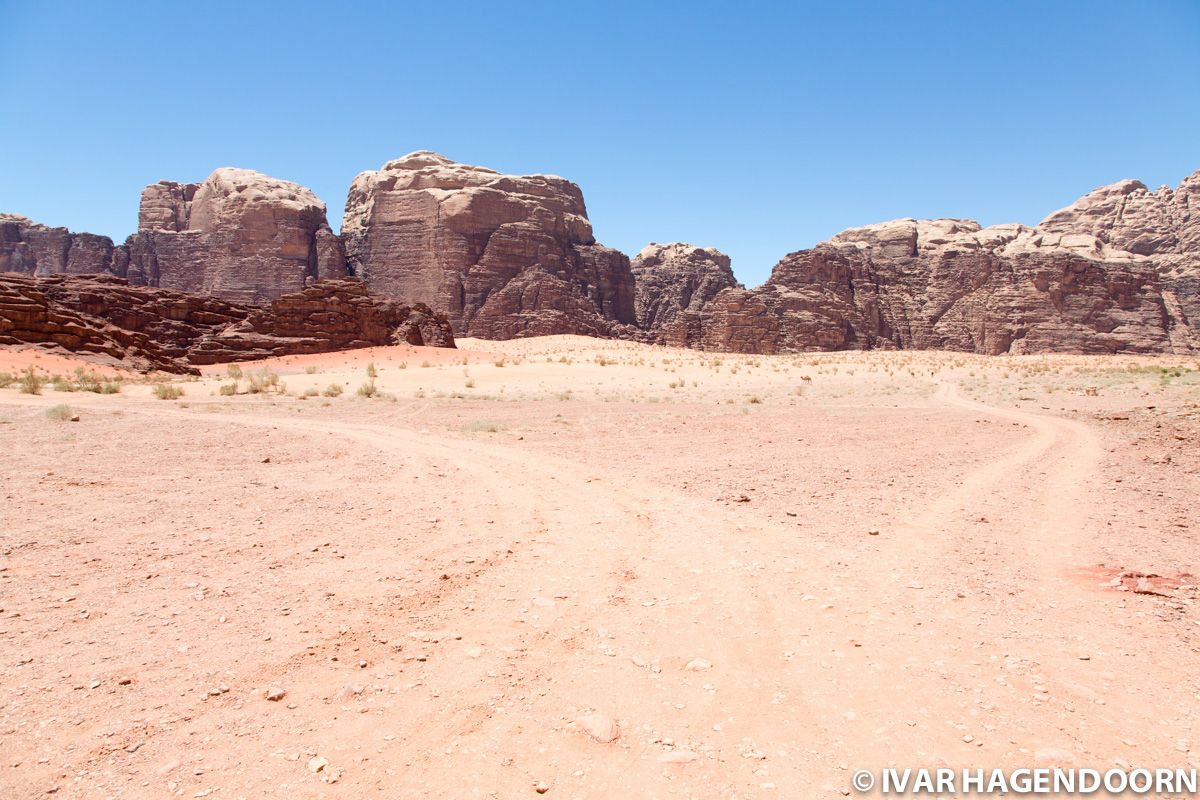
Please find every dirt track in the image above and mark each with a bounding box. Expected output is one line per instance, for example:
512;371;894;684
1;339;1198;798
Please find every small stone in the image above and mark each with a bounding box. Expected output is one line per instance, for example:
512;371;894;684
658;750;700;763
684;658;711;671
576;713;620;744
307;756;328;773
534;780;550;793
264;686;286;702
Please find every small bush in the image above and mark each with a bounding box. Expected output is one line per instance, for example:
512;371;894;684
153;384;184;400
246;368;279;394
52;376;76;392
226;364;243;380
19;367;44;395
463;419;505;433
464;378;476;388
366;362;378;379
357;380;378;398
304;365;318;374
747;395;763;404
302;387;320;398
0;372;14;389
45;404;77;421
219;383;238;396
323;383;344;397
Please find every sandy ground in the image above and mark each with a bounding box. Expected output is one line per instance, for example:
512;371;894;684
1;338;1198;799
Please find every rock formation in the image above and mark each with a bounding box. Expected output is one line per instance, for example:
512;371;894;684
341;151;636;338
122;168;348;303
655;171;1199;355
0;274;453;374
631;243;742;346
1037;171;1198;350
0;214;117;277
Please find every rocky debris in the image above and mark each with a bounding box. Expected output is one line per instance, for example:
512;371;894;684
631;242;741;345
671;214;1191;355
0;274;454;373
341;151;636;338
264;686;287;702
122;168;348;303
0;214;117;277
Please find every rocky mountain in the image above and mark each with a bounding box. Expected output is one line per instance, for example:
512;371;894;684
1;214;117;276
2;160;1197;358
654;172;1199;355
342;151;636;338
631;243;741;346
0;274;453;373
1037;172;1198;346
122;168;348;303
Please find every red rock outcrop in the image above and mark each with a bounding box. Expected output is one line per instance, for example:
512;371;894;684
662;165;1200;357
1037;170;1198;351
0;214;118;277
123;168;348;303
631;242;742;346
341;151;635;338
0;274;453;373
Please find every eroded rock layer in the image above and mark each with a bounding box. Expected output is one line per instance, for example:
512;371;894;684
0;274;454;373
342;151;636;338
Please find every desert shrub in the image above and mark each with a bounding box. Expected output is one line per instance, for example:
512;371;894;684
301;387;319;398
219;383;238;396
357;380;378;398
463;419;505;433
19;368;44;395
747;395;763;404
304;365;318;374
366;362;378;379
0;372;14;388
226;364;243;380
45;404;76;421
153;384;184;400
52;376;76;392
245;368;279;394
323;383;344;397
464;378;476;388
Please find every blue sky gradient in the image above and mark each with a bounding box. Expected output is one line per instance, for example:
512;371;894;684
1;0;1198;286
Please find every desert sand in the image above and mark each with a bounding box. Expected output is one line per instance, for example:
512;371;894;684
1;338;1198;798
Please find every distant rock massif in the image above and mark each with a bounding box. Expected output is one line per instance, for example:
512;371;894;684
2;153;1197;363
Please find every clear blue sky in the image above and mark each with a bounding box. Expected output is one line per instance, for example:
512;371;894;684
2;1;1198;286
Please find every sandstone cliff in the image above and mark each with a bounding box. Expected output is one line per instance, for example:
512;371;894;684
0;274;453;373
0;214;117;277
123;168;348;303
631;243;741;346
657;172;1199;355
342;151;636;338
